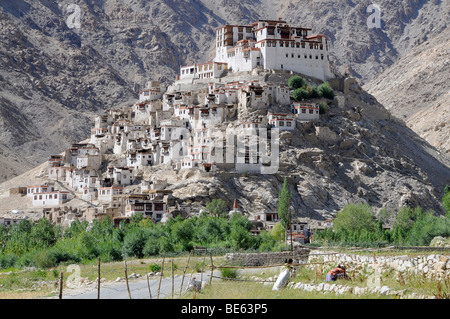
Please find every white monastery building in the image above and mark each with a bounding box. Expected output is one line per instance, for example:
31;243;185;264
213;19;333;81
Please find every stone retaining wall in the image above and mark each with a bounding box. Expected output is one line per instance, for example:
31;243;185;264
224;248;310;267
308;251;450;280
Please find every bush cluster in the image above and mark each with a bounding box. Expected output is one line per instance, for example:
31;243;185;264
0;208;286;270
315;203;450;247
288;75;335;101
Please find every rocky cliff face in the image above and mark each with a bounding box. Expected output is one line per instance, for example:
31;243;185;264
364;29;450;154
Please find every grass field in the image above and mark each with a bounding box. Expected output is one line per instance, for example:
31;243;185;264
0;251;448;299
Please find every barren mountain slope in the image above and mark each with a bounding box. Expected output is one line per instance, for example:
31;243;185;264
364;30;450;154
0;0;448;182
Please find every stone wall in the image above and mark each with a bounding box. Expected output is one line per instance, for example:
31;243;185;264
308;251;450;280
224;248;310;267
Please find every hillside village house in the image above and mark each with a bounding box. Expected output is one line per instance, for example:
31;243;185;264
124;194;167;221
267;112;295;130
292;102;320;121
32;190;71;207
27;184;55;198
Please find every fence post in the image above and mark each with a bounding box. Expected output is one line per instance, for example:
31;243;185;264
171;259;174;299
200;249;207;283
209;251;214;286
145;270;152;299
157;251;166;299
180;250;192;296
58;272;64;299
97;257;101;299
124;260;132;299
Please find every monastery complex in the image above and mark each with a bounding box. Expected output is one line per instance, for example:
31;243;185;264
5;19;336;231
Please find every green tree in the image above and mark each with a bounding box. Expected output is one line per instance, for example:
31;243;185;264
270;222;285;241
333;203;376;239
319;101;329;114
288;75;307;90
391;207;424;244
292;87;310;101
318;82;335;99
206;199;227;217
278;178;291;231
443;185;450;217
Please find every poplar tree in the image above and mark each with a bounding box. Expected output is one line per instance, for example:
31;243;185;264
278;177;291;231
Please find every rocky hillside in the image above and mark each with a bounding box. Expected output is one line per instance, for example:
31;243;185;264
1;73;449;222
0;0;448;183
364;29;450;154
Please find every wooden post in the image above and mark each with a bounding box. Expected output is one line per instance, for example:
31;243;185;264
97;257;101;299
171;259;174;299
200;249;207;283
209;251;214;286
58;272;64;299
145;270;152;299
124;260;132;299
157;251;166;299
180;251;192;296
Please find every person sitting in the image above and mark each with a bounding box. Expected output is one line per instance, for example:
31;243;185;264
325;265;349;281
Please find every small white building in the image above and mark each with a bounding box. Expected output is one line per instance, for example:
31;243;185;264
27;184;55;198
139;80;164;103
267;112;295;130
76;153;102;170
179;62;228;81
98;187;124;202
32;191;71;207
291;102;320;121
107;167;134;186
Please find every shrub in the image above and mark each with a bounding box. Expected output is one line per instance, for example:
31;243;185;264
32;250;57;269
149;263;161;272
288;76;307;90
292;88;310;101
220;267;238;279
318;82;335;99
0;253;18;270
319;101;329;114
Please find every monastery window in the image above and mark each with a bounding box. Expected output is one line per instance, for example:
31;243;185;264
298;54;301;58
279;121;284;127
280;42;284;47
304;54;307;59
39;195;42;200
301;43;305;49
309;55;312;59
287;122;292;127
34;196;37;200
309;110;314;114
285;53;288;58
302;109;306;113
292;53;294;58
